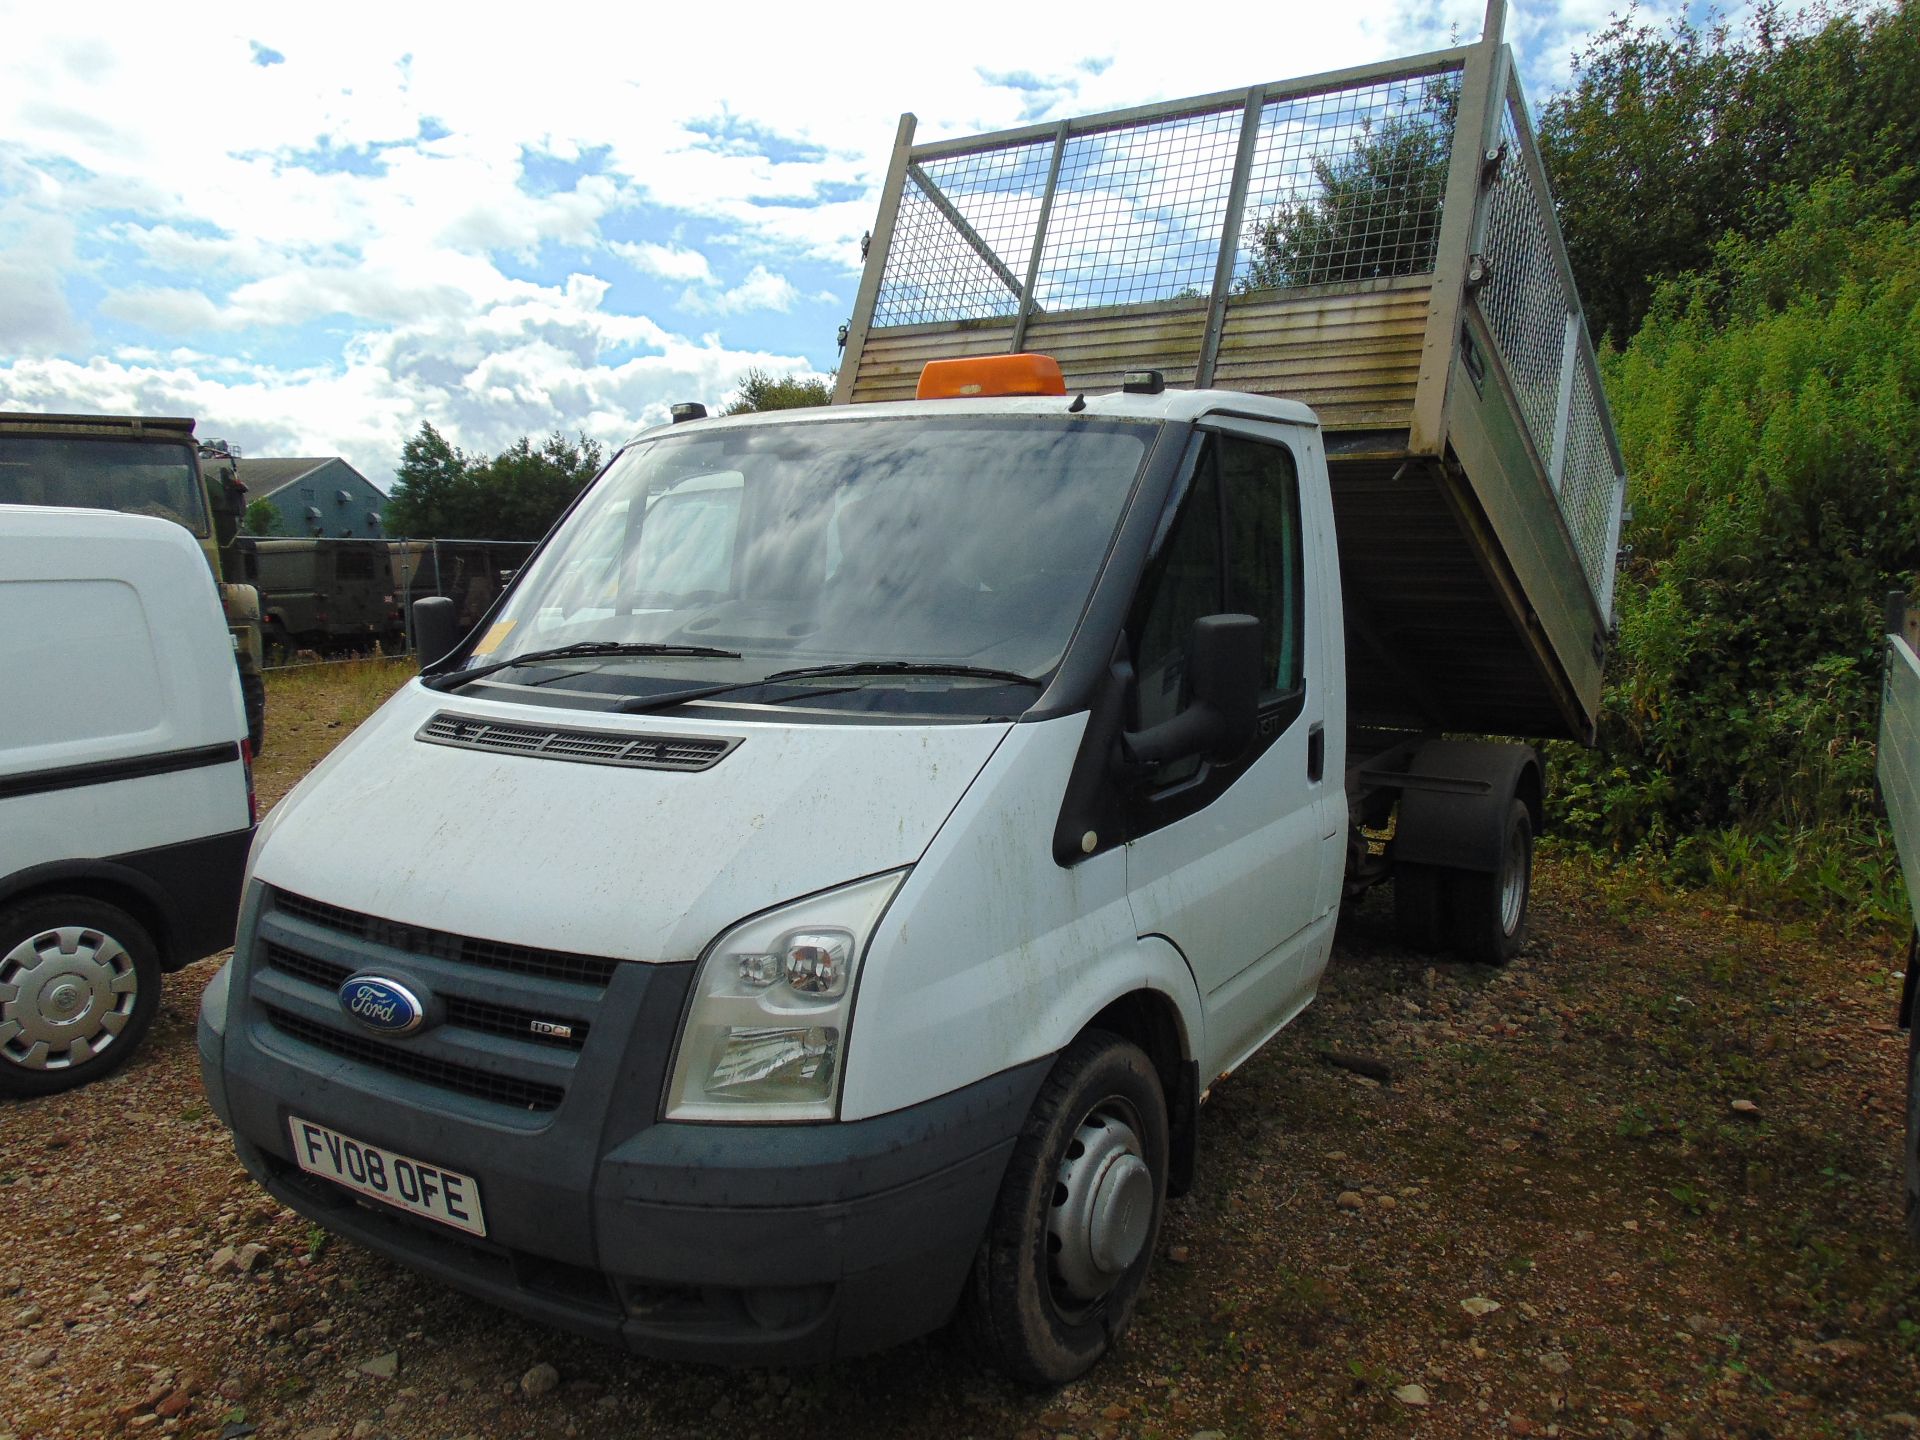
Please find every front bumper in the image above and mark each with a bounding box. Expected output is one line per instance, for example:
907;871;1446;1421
199;886;1045;1364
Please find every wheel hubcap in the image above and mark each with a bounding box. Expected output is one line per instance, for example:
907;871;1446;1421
1048;1105;1152;1311
0;926;139;1071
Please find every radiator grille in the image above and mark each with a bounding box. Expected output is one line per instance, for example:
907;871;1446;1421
272;890;618;988
262;942;589;1050
263;1006;566;1112
416;712;740;773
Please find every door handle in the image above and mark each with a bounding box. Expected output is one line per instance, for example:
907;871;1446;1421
1307;722;1325;783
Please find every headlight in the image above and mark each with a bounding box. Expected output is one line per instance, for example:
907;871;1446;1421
665;870;905;1122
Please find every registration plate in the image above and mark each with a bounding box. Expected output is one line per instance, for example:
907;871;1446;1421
287;1116;488;1237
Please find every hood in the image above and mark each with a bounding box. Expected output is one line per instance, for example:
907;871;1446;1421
251;681;1010;963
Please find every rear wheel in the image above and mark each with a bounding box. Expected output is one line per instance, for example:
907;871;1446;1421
960;1031;1168;1386
1450;799;1533;965
0;896;161;1098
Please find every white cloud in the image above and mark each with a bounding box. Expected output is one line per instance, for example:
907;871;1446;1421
680;265;814;316
610;241;713;283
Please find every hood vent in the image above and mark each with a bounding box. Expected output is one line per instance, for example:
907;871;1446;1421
417;712;740;773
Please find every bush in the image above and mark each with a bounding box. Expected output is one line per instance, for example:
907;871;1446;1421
1552;173;1920;923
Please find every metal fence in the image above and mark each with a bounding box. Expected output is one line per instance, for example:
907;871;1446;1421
844;11;1628;622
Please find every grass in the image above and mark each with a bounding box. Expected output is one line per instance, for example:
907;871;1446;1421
256;657;416;809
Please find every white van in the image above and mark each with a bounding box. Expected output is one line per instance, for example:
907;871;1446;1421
2;506;255;1096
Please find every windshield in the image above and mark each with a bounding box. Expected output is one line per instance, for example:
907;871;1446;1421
0;437;208;537
478;415;1154;713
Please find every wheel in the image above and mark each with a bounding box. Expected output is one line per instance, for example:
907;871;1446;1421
0;896;161;1098
1393;862;1447;950
1450;799;1533;964
960;1031;1168;1386
262;622;294;668
239;666;266;757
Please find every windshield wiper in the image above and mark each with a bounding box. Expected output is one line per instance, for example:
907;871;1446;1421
613;660;1042;715
423;641;742;693
759;661;1042;687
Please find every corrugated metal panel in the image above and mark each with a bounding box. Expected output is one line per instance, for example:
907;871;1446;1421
1881;632;1920;932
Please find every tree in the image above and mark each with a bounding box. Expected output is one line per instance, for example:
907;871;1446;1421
463;432;604;539
384;422;474;538
1538;2;1920;343
1242;78;1456;291
721;368;833;415
242;497;282;536
384;422;603;540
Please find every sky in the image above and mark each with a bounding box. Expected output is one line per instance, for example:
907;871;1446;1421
0;0;1701;491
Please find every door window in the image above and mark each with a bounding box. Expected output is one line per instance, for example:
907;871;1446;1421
1218;436;1305;700
1126;431;1306;793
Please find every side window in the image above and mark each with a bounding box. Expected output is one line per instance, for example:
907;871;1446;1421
1129;452;1223;786
1127;432;1307;793
1217;436;1305;700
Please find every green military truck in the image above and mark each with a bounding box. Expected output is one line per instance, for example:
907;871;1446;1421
0;412;267;753
250;538;403;660
1879;596;1920;1244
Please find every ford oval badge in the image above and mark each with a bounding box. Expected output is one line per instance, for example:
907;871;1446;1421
338;975;426;1036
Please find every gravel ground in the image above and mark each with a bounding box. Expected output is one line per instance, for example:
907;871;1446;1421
3;666;1917;1438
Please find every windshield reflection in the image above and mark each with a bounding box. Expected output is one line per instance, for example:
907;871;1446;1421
481;415;1153;711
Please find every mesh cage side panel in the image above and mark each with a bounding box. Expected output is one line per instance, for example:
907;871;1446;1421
1478;104;1568;468
867;68;1463;328
872;142;1053;327
1029;107;1242;311
1562;363;1621;607
1477;96;1622;616
1235;69;1460;290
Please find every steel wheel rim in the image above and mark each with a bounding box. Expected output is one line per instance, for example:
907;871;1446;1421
1046;1096;1153;1322
0;925;139;1072
1499;828;1527;935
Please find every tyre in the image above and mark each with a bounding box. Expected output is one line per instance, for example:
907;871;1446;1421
960;1031;1168;1386
0;896;162;1099
262;623;294;668
239;666;266;757
1393;862;1447;950
1450;799;1533;965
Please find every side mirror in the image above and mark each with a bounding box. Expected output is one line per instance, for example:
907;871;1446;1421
1122;614;1263;767
413;596;459;669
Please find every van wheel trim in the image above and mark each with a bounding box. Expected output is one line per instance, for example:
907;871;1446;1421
0;896;160;1096
0;925;140;1070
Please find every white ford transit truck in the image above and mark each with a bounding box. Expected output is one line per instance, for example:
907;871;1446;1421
200;11;1627;1381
